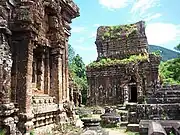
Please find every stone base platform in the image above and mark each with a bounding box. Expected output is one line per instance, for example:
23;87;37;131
127;124;139;132
139;120;180;135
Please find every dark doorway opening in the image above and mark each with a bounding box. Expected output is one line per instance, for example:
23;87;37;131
129;85;137;102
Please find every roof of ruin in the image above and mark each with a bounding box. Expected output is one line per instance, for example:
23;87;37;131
96;21;145;41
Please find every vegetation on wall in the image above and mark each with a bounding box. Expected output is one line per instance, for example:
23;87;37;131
102;24;138;40
87;54;148;69
159;44;180;85
68;44;88;105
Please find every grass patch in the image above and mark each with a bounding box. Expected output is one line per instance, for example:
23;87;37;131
101;24;138;40
126;131;140;135
87;54;148;69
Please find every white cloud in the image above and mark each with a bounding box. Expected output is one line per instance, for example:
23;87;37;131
146;23;180;45
99;0;130;10
144;13;162;22
131;0;160;15
71;26;85;33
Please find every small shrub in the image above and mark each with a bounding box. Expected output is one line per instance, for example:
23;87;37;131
169;131;175;135
0;129;6;135
30;130;35;135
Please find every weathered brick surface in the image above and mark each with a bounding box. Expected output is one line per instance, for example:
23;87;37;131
0;0;79;134
86;21;161;106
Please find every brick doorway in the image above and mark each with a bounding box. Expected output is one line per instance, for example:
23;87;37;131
129;85;137;102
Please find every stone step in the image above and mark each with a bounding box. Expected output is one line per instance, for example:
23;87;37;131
120;121;128;127
117;106;126;110
147;97;180;103
127;124;139;132
117;110;128;122
121;115;128;122
155;90;180;94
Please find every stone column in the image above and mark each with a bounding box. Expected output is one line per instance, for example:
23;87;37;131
50;48;63;104
62;48;66;101
44;48;50;94
37;53;45;92
11;36;34;134
58;54;63;103
65;38;69;101
0;2;20;134
137;81;143;103
0;33;11;104
123;85;129;104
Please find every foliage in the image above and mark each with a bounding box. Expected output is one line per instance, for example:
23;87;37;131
126;131;140;135
68;47;88;105
149;45;180;61
159;58;180;85
102;24;138;40
30;130;35;135
70;54;86;78
169;131;175;135
151;50;161;56
0;129;5;135
87;54;148;69
68;44;75;66
174;43;180;51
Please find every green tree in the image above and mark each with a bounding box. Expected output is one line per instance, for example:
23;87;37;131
159;43;180;85
174;43;180;51
159;58;180;85
68;45;88;105
70;54;88;104
68;44;75;66
70;54;86;78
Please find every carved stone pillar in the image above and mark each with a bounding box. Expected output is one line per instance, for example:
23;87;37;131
62;48;66;101
44;48;50;94
0;32;11;104
50;48;63;104
65;38;69;101
137;82;143;102
0;2;20;134
123;85;129;104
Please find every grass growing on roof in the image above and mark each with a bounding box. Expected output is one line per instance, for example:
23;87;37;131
87;54;148;69
102;24;138;40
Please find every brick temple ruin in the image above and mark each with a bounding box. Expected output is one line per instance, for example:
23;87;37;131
86;21;180;134
87;21;161;105
0;0;79;134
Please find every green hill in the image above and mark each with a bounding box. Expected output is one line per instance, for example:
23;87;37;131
149;45;180;61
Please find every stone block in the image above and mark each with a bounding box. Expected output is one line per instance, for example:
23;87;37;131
128;112;137;124
148;121;167;135
127;124;139;132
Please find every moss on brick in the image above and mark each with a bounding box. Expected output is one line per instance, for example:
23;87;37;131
87;54;148;69
101;24;138;40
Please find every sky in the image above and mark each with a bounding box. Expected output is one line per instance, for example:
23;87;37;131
69;0;180;65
